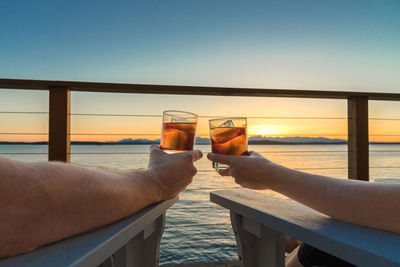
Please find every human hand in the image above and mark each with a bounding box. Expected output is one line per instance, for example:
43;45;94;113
207;151;275;190
146;145;203;201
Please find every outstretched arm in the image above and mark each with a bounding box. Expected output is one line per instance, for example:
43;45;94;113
0;146;202;258
208;152;400;234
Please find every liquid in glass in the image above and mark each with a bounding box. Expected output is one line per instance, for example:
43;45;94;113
161;122;196;151
210;120;247;169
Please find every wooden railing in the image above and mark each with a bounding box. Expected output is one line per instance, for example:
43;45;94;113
2;78;400;181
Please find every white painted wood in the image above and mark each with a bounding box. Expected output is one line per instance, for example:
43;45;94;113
210;189;400;267
0;198;177;267
114;213;165;267
231;212;285;267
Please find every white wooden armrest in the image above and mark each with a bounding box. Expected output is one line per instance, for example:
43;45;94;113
0;197;178;267
211;189;400;267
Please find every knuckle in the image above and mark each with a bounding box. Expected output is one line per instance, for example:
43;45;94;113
183;153;193;161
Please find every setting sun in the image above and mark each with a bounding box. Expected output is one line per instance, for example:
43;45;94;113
248;124;286;137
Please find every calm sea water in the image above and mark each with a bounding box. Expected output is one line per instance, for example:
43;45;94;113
1;144;400;264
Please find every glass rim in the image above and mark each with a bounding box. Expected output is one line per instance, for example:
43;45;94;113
209;117;247;122
163;110;198;118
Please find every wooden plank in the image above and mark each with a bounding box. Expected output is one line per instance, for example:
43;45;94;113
210;189;400;267
348;96;369;180
0;198;178;267
1;78;400;100
48;87;70;162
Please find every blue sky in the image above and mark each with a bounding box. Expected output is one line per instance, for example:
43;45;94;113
1;0;399;91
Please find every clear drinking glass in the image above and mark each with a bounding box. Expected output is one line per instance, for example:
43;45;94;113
160;110;198;152
209;117;248;169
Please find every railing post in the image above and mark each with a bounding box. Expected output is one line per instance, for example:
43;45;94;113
48;87;70;162
348;96;369;181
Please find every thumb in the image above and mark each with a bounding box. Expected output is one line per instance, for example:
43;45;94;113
207;153;237;165
186;150;203;162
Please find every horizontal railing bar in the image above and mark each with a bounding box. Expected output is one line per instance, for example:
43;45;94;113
0;133;351;136
0;157;393;169
69;113;348;120
370;118;400;121
71;113;162;118
370;166;400;169
69;133;160;136
69;152;151;154
0;133;48;135
2;111;400;123
0;153;48;155
369;135;400;136
65;151;347;154
0;151;348;155
65;133;395;136
67;150;400;154
9;133;400;136
1;78;400;100
370;151;400;153
69;133;348;136
1;111;399;121
65;150;398;154
3;151;399;156
0;155;396;169
1;111;400;122
0;111;48;114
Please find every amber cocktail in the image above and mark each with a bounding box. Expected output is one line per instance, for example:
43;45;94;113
160;110;198;152
209;117;247;169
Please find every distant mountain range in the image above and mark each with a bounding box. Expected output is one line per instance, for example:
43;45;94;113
1;136;399;145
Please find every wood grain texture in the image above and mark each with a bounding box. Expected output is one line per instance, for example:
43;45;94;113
48;87;70;162
1;78;400;100
348;97;369;180
211;189;400;267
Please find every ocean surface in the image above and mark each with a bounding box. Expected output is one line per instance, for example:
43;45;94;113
1;144;400;264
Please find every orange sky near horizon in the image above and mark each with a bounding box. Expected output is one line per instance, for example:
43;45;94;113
1;90;400;143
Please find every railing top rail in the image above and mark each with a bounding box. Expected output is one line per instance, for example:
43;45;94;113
1;78;400;101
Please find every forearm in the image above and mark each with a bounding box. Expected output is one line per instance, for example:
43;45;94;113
0;157;160;257
268;163;400;234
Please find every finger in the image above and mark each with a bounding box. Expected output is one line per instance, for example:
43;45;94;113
248;151;259;156
150;144;165;155
207;153;236;165
242;151;251;156
217;167;232;176
186;150;203;162
249;151;265;159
